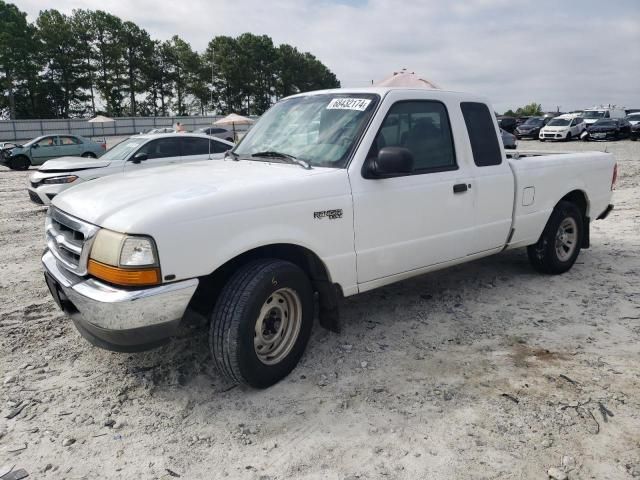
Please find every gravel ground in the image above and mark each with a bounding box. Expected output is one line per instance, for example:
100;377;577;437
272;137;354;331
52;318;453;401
0;139;639;479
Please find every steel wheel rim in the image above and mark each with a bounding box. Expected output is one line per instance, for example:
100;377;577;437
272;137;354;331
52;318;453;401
555;217;578;262
254;288;302;365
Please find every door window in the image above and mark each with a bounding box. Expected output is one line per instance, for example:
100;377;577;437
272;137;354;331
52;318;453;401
181;137;211;156
369;100;457;173
36;137;57;147
461;102;503;167
137;138;180;159
211;139;232;153
59;136;81;145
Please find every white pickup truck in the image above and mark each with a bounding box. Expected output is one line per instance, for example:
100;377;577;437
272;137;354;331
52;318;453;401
42;87;616;388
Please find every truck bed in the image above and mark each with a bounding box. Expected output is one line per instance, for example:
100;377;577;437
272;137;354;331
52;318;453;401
506;150;615;249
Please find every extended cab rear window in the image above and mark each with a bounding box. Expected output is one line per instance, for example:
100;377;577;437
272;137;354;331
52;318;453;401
461;102;502;167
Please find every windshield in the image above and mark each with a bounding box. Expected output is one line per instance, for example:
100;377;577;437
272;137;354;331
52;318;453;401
583;110;606;119
234;93;379;168
547;118;570;127
100;137;147;161
523;117;544;126
593;120;616;127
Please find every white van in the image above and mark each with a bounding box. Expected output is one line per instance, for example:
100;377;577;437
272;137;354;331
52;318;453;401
581;106;627;126
539;114;586;141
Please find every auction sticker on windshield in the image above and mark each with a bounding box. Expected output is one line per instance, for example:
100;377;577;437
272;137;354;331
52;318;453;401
326;98;372;111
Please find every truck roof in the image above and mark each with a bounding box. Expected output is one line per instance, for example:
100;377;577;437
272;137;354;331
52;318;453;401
287;87;490;104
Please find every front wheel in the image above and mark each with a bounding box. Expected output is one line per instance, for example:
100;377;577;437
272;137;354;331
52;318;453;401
565;132;572;142
9;155;30;171
527;201;583;274
209;259;314;388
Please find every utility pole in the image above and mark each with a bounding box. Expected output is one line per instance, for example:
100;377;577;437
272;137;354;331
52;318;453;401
210;49;214;116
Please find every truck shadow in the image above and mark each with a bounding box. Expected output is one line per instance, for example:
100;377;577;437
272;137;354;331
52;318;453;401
118;248;538;390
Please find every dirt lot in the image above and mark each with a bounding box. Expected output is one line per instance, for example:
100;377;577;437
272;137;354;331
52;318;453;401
1;140;639;479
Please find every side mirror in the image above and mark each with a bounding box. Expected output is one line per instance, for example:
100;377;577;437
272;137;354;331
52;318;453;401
31;143;39;149
364;147;414;178
131;152;148;164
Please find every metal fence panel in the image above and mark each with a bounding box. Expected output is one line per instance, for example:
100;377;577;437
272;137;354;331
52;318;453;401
0;115;255;143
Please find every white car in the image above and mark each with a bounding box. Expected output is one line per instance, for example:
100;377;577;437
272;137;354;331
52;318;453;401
28;134;233;205
42;87;616;388
626;113;640;126
539;114;586;141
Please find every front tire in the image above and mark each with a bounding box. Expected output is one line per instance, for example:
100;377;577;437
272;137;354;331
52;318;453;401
527;201;583;274
209;259;314;388
9;155;30;171
565;132;572;142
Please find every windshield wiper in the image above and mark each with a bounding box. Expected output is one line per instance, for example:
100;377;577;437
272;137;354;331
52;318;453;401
251;151;312;170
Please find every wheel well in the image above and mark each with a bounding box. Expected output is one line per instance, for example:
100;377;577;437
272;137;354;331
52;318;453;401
189;244;339;322
560;190;588;218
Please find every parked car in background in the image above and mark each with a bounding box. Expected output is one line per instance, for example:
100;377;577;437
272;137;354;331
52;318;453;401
631;122;640;141
625;112;640;126
500;128;517;149
515;116;530;126
515;116;550;139
1;135;106;171
195;127;235;142
583;118;632;141
0;142;17;162
28;134;233;205
497;116;517;133
539;114;586;141
581;106;627;126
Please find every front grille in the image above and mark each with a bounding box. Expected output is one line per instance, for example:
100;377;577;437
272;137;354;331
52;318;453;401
29;190;44;204
46;207;99;275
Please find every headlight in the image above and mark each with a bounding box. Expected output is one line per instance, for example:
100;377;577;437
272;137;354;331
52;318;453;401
88;229;160;286
42;175;78;185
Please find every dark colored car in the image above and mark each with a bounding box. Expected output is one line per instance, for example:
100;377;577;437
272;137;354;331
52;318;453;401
583;119;632;141
631;122;640;141
515;116;530;126
514;116;550;139
497;116;517;133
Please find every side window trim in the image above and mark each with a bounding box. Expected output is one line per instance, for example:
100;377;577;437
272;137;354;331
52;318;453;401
363;99;459;178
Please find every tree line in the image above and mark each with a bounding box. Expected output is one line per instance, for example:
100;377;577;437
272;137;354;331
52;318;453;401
0;2;340;119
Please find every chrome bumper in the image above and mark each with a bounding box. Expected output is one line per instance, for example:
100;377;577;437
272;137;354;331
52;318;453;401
42;250;198;349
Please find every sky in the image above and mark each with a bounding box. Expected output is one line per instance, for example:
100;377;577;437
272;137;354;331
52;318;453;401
13;0;640;113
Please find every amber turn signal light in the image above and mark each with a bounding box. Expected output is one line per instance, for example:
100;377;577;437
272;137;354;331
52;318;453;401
87;259;160;287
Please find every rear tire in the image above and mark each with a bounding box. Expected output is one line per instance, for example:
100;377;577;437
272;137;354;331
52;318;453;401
209;259;314;388
10;155;30;171
527;201;583;274
81;152;96;158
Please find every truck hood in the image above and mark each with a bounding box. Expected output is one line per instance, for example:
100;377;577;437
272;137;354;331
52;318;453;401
39;157;111;172
52;159;340;232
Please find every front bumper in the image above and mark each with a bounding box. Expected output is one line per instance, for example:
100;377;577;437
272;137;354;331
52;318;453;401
42;250;199;351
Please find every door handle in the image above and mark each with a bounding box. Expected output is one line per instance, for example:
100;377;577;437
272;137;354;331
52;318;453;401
453;183;469;193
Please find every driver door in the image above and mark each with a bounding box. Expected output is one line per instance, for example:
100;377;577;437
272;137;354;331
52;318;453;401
349;93;476;285
31;136;61;164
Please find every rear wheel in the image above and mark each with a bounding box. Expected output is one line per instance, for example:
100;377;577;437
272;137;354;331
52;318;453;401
9;155;30;171
81;152;96;158
209;259;314;388
527;201;583;274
